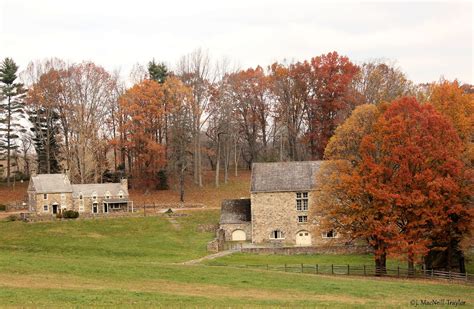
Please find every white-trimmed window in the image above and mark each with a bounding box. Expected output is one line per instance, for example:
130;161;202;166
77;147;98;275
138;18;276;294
92;191;97;200
111;204;121;209
79;193;83;200
43;194;48;200
105;191;111;199
43;205;48;212
79;200;84;212
270;230;284;239
298;215;308;223
118;190;124;199
296;192;308;211
322;230;337;238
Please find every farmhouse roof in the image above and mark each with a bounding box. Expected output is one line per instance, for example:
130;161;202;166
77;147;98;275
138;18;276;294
250;161;323;193
220;199;251;224
29;174;72;193
72;183;128;198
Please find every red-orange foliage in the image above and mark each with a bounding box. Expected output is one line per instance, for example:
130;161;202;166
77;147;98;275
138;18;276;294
119;80;166;182
360;97;471;268
318;97;472;270
305;52;360;159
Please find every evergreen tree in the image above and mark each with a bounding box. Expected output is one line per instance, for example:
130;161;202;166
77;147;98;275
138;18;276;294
148;59;168;83
28;106;61;174
0;58;26;186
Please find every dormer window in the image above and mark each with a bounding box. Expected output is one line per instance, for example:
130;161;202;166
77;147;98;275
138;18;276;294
92;191;97;200
118;190;124;199
105;191;110;199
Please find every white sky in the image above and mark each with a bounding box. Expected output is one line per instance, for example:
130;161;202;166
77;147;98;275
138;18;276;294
1;0;472;84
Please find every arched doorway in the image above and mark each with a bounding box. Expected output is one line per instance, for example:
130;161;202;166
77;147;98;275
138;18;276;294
296;230;311;246
231;229;246;241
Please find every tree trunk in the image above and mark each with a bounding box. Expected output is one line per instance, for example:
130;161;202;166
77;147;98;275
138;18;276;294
234;136;238;177
6;96;11;187
179;163;185;202
215;133;220;187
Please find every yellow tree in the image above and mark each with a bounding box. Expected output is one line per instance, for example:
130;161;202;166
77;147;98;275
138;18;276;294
429;80;474;164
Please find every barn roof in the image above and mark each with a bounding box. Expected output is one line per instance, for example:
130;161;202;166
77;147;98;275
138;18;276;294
29;174;72;193
250;161;323;193
220;199;251;224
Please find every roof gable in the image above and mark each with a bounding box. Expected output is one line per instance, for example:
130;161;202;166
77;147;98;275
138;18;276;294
250;161;323;193
30;174;72;193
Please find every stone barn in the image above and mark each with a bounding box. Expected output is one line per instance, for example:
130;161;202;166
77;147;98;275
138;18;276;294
219;161;343;247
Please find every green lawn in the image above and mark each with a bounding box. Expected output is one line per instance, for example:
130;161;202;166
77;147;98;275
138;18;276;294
0;210;472;307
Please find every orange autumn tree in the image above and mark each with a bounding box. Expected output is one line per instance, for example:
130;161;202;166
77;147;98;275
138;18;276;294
317;97;472;273
429;80;474;164
119;79;166;186
359;98;470;272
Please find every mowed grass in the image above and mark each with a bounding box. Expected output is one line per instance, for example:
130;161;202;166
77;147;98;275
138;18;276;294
0;210;473;307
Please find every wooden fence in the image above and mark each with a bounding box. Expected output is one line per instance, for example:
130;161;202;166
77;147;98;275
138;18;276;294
209;263;474;283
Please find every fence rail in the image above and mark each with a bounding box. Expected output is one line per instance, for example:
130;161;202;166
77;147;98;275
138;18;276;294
209;263;474;283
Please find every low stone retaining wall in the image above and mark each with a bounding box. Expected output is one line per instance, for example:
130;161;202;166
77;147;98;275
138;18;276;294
20;211;169;222
241;245;372;255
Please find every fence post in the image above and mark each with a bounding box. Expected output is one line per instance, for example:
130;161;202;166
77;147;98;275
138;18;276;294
466;272;468;282
285;264;287;272
347;264;350;275
301;263;304;273
397;266;400;277
448;270;451;281
363;265;366;276
431;269;434;278
266;264;269;271
331;264;334;275
315;264;318;274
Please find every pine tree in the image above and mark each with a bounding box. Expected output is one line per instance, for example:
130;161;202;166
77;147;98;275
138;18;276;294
0;58;26;186
28;106;61;174
148;59;168;84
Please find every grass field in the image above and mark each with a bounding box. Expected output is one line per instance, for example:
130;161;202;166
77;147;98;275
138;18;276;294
0;209;473;307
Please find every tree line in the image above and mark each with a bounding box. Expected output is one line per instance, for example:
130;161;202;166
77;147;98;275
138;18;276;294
0;50;470;203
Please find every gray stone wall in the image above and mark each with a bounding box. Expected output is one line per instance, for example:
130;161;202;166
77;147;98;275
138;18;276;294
251;191;313;245
241;245;371;255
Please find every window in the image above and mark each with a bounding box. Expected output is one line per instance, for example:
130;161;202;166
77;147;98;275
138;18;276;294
79;200;84;212
105;191;110;199
43;205;48;212
92;191;97;200
296;192;308;211
322;230;337;238
43;194;48;200
111;204;121;209
298;215;308;223
270;230;284;239
79;193;83;200
118;190;124;199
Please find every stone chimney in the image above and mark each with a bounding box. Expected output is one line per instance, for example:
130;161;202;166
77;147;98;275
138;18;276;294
120;177;128;189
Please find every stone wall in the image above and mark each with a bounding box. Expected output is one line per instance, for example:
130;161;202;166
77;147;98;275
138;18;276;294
251;191;313;245
241;245;372;255
220;222;252;241
33;192;73;214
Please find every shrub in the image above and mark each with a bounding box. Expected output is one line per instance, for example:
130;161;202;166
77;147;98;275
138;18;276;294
0;204;6;211
6;214;19;222
62;210;79;219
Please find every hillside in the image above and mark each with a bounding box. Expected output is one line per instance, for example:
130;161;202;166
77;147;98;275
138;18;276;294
0;210;472;307
0;170;252;208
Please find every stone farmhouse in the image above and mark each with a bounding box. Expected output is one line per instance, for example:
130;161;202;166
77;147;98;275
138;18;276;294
219;161;341;247
27;174;133;215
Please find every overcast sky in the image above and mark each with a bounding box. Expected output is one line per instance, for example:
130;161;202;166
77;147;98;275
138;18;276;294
1;0;472;84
